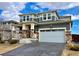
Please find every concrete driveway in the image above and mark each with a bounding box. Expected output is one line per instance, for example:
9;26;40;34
1;42;65;56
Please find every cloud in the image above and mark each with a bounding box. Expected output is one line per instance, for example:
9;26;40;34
0;2;26;11
64;14;79;20
31;2;79;20
1;10;22;22
30;5;44;12
31;5;39;10
0;2;79;22
36;2;79;10
0;2;26;22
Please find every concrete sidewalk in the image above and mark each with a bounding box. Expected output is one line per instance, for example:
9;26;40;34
0;44;23;55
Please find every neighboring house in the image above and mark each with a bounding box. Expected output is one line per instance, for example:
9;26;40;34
72;34;79;42
0;20;18;41
12;11;72;43
67;34;79;50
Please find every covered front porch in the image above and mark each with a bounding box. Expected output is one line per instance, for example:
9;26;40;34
12;22;38;40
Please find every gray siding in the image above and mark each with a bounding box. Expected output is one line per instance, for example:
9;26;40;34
35;23;70;31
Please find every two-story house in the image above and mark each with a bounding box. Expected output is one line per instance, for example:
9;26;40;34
12;11;72;43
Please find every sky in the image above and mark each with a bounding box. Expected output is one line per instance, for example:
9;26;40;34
0;2;79;34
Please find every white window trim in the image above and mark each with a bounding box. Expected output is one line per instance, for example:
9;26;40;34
20;16;24;22
25;16;27;21
42;13;53;21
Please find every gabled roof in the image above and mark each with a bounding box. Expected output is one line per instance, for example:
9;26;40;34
38;20;71;25
19;13;36;16
2;20;19;24
19;10;60;18
59;16;71;19
19;10;72;20
72;34;79;35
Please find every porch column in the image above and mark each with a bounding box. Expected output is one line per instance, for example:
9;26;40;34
12;26;15;31
12;26;16;39
22;24;26;30
22;24;26;38
31;23;35;38
22;24;30;38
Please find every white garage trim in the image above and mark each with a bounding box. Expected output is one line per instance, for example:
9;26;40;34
39;27;66;43
39;27;66;31
39;27;66;35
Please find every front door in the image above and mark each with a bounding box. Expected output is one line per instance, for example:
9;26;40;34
26;30;30;38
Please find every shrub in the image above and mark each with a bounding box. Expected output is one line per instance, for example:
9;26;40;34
70;44;79;51
9;40;19;44
68;42;79;50
0;39;5;43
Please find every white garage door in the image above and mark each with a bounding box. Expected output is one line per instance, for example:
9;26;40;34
39;29;65;43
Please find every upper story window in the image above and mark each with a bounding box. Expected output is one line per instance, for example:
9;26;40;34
40;17;42;21
48;13;51;16
52;16;55;20
48;13;51;19
29;15;32;21
20;16;23;22
30;18;32;21
37;18;39;22
23;16;25;21
27;16;29;21
43;14;46;20
39;15;43;22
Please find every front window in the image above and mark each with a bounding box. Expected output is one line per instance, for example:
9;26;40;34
37;16;39;20
20;16;23;22
37;18;39;21
52;16;55;20
30;18;32;21
48;16;51;19
40;17;42;21
48;13;51;16
23;16;25;21
43;14;46;20
48;13;51;19
35;17;39;22
43;17;46;20
29;15;32;21
27;16;29;21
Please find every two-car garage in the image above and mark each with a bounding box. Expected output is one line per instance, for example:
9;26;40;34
39;28;66;43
